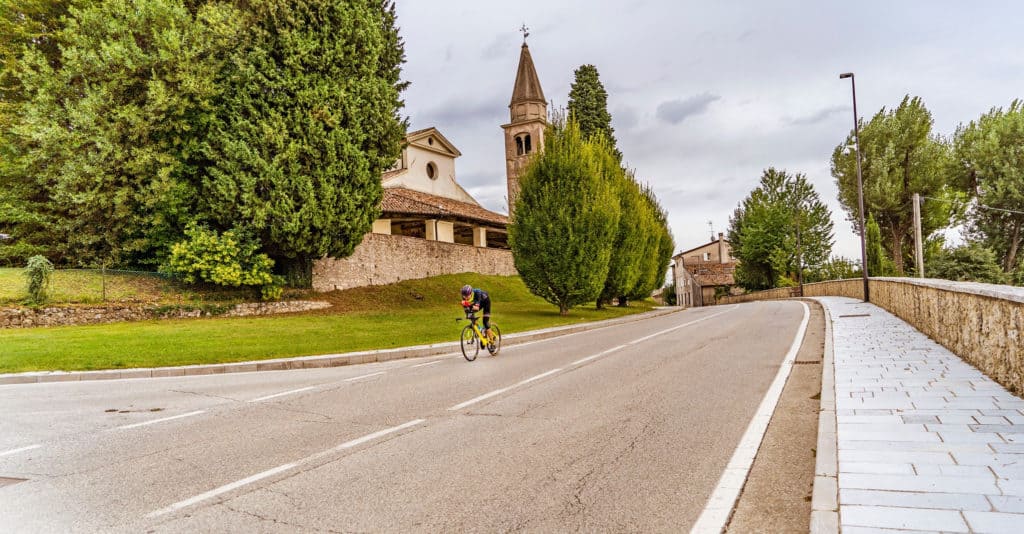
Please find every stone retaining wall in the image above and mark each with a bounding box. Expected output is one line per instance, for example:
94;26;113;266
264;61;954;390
720;277;1024;395
312;233;517;292
0;300;330;329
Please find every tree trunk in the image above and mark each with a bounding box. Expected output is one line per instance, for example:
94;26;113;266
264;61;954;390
617;295;628;307
596;297;605;309
559;304;569;316
277;255;312;288
891;227;905;276
1005;220;1021;273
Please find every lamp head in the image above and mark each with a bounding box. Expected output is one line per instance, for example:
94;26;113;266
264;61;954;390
839;72;854;79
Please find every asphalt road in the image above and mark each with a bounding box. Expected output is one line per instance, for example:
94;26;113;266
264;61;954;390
0;301;806;533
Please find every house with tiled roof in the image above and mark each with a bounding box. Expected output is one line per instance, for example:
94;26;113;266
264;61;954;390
312;42;548;292
671;233;742;306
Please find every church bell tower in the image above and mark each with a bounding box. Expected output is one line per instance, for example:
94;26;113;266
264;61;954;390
502;36;547;214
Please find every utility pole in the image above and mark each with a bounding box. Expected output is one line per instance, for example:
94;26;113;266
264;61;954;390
913;193;924;278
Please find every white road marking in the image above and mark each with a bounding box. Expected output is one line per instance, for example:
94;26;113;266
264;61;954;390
247;386;316;403
147;419;426;518
146;462;298;518
449;306;741;411
332;419;425;450
344;371;385;382
448;368;562;411
116;410;205;430
410;360;443;368
0;444;41;457
690;301;810;534
571;345;627;366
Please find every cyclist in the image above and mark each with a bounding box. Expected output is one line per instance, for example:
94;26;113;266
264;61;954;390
460;284;493;340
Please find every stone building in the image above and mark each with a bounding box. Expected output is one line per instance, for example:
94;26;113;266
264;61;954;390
672;233;741;306
312;43;547;292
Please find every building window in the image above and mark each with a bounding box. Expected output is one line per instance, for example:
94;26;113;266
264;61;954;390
515;136;524;156
426;162;437;179
524;134;532;153
427;137;434;146
703;252;711;261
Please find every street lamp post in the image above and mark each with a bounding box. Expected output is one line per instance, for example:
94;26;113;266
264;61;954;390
839;72;870;302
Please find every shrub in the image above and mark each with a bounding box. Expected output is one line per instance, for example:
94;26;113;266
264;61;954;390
166;224;281;300
24;255;54;305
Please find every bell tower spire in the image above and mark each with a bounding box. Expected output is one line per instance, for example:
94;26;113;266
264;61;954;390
502;34;547;214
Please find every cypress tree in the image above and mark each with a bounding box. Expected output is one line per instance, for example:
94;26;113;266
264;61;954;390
508;116;620;315
567;64;620;160
201;0;407;286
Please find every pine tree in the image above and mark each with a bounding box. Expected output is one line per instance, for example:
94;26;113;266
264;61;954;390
567;64;620;160
508;116;620;315
201;0;407;286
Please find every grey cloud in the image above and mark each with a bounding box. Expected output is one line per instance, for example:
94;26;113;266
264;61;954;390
413;95;505;129
481;33;516;60
611;106;639;130
786;105;849;126
656;93;721;125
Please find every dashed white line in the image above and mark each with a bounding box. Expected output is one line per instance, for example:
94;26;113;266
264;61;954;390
626;305;737;346
572;345;627;366
146;418;426;518
247;386;316;403
0;444;41;457
117;410;205;430
332;419;425;450
410;360;443;368
448;368;562;411
147;462;298;518
344;371;385;382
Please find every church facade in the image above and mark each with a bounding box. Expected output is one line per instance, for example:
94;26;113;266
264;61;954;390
312;43;547;292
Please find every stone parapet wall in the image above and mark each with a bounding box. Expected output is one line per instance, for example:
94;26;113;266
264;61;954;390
718;286;797;304
0;300;330;329
719;277;1024;395
312;233;517;292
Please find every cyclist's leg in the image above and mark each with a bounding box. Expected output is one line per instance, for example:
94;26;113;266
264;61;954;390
482;299;492;336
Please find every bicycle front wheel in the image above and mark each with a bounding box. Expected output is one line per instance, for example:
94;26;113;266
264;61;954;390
461;324;479;361
487;324;502;356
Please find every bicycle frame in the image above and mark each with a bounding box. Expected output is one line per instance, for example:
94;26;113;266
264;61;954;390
457;314;490;347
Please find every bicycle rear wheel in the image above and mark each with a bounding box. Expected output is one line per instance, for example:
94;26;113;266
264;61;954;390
461;324;479;361
487;324;502;355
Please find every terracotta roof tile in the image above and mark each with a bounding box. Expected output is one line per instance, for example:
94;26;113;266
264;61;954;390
381;188;508;227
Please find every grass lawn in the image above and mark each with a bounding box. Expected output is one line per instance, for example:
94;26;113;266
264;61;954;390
0;274;655;373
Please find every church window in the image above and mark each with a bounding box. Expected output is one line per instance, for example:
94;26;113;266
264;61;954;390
428;137;434;145
426;162;437;179
515;136;524;156
524;134;532;153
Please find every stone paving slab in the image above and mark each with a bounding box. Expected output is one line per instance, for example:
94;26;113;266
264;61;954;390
815;296;1024;534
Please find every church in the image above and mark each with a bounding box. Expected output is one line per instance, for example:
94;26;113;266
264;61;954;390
312;42;547;292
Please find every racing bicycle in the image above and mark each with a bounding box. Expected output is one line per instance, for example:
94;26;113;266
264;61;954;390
456;312;501;361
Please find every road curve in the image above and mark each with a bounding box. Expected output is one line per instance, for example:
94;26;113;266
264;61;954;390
0;300;807;532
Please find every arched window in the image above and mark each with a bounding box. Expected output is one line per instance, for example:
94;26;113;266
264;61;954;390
515;136;524;156
524;134;532;154
426;162;437;179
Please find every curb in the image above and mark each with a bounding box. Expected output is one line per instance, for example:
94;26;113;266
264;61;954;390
809;297;839;534
0;307;686;386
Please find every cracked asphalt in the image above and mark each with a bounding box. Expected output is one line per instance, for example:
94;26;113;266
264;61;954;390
0;300;807;532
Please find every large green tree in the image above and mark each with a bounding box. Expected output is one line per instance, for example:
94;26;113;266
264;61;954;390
928;242;1007;284
728;168;834;290
567;64;620;160
954;100;1024;274
508;117;620;315
200;0;407;286
831;95;961;275
625;184;674;302
596;168;646;309
2;0;240;267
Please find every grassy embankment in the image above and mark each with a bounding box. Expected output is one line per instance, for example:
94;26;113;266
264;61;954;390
0;271;655;373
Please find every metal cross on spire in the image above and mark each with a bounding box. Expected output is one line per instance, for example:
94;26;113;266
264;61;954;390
520;23;530;43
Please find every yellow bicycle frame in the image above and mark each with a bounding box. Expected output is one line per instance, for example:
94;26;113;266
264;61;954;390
473;322;490;347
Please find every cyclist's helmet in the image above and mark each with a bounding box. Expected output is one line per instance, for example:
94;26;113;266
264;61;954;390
460;284;473;299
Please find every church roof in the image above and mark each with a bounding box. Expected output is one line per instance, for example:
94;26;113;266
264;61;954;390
381;187;508;227
510;43;546;105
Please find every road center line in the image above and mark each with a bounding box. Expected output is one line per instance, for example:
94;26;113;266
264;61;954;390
0;444;42;457
117;410;205;430
690;301;810;534
344;371;385;382
147;418;426;518
410;360;443;368
448;368;562;411
449;307;740;412
247;386;316;403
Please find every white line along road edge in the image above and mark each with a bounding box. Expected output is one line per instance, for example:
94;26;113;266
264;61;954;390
690;301;810;534
147;419;425;518
248;386;316;403
117;410;206;430
0;444;42;457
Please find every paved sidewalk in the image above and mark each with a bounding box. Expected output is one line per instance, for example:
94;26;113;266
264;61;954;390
817;297;1024;533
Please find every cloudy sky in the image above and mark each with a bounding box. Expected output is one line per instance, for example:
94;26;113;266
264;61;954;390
393;1;1023;259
